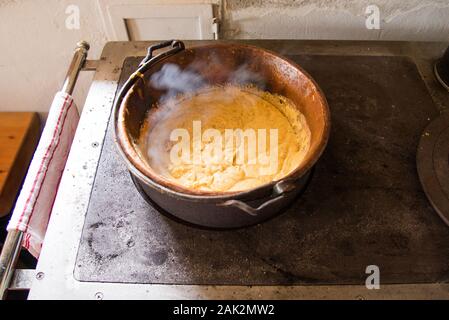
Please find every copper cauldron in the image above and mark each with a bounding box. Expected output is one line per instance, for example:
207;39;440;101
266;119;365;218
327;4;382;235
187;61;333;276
114;40;330;228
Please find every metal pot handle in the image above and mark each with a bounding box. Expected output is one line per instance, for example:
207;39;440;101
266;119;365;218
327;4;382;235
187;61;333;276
217;180;296;216
139;40;185;67
114;40;185;125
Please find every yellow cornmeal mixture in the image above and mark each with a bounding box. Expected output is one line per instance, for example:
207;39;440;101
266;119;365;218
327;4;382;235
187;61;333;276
140;85;311;192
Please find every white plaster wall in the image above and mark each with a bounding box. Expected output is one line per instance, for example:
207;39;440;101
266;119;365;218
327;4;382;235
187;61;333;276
0;0;448;116
222;0;449;40
0;0;107;117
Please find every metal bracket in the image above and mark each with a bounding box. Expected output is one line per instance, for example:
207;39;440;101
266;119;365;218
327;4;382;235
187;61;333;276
82;59;100;71
10;269;35;291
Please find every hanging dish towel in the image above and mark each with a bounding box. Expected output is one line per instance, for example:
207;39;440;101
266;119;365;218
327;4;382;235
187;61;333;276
7;91;79;258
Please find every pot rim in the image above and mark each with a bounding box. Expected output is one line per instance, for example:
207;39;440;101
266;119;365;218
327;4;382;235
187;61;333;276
114;42;331;201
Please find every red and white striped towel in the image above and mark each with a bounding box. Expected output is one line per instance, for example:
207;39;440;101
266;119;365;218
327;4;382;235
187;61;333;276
7;91;79;258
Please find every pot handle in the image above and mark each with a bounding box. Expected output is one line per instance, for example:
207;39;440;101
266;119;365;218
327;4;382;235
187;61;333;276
217;180;296;216
114;39;185;122
139;40;185;67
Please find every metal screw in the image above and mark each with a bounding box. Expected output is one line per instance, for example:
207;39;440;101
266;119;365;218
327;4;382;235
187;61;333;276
36;272;45;280
95;292;103;300
92;142;99;148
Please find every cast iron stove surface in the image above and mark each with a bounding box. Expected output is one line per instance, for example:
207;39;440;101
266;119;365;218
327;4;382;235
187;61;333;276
74;54;449;285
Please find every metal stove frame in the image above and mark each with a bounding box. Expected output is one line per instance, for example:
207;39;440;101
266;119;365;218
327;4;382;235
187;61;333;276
5;40;449;299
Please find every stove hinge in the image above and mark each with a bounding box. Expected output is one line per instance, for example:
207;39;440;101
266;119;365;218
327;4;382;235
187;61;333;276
212;17;220;40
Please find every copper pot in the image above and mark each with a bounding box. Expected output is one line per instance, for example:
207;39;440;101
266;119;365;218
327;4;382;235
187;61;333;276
114;40;330;228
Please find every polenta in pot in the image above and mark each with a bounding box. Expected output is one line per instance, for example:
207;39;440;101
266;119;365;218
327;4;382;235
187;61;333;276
139;85;311;193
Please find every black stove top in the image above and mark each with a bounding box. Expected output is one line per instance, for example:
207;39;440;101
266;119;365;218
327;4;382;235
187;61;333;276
74;54;449;285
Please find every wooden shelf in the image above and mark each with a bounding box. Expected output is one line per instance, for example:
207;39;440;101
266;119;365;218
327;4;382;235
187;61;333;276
0;112;40;218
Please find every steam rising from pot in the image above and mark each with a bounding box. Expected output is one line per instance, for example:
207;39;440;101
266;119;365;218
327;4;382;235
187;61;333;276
228;64;265;89
149;62;265;100
150;64;205;97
